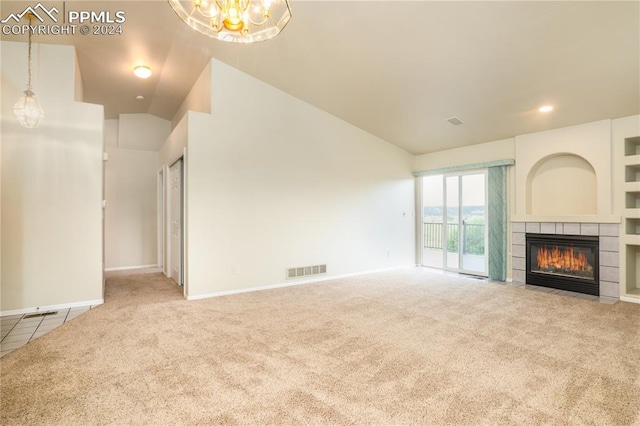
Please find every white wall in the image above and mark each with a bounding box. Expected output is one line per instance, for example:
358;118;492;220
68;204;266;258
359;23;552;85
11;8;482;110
414;138;515;171
118;113;170;151
105;119;119;147
1;41;104;313
172;61;211;129
180;60;415;297
104;146;159;269
159;114;188;167
514;120;612;219
528;154;597;215
74;54;83;102
103;115;167;270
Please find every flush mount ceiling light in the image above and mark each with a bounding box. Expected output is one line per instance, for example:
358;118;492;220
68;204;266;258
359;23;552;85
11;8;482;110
13;15;44;129
539;105;553;113
134;66;152;79
168;0;291;44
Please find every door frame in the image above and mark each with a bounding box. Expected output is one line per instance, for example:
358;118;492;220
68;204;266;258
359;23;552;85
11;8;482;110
157;167;165;271
168;157;184;286
420;169;489;277
164;149;187;297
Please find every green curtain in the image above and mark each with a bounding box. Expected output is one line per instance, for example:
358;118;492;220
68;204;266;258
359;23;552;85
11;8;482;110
488;166;507;281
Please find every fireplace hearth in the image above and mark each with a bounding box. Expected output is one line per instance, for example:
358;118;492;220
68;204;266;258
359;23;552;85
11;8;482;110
526;233;599;296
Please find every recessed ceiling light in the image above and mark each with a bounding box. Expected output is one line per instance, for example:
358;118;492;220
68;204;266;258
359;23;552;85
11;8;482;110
539;105;553;113
133;66;152;79
136;95;145;101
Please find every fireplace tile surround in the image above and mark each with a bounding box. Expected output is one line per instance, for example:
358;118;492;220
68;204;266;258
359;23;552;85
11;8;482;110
511;222;620;298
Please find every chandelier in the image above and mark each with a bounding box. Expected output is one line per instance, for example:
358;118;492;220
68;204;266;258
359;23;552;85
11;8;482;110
168;0;291;43
13;15;44;128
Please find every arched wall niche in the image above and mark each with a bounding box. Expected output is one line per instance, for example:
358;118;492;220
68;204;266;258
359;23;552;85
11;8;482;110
525;154;597;215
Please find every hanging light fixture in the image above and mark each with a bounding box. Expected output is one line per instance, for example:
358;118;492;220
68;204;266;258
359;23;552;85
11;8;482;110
168;0;291;44
13;15;44;129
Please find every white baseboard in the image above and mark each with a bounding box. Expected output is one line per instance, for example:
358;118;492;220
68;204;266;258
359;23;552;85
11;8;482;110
186;265;416;301
620;296;640;304
0;299;104;317
105;264;159;272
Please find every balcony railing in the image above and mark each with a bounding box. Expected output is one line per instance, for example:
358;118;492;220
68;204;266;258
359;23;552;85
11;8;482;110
423;222;485;255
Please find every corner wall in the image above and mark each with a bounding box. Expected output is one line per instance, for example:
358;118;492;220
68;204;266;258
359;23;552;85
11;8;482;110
183;60;416;297
172;61;211;129
1;41;104;313
103;114;168;270
414;138;515;171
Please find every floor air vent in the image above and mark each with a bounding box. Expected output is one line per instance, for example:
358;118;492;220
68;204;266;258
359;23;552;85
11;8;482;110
23;311;58;319
287;264;327;279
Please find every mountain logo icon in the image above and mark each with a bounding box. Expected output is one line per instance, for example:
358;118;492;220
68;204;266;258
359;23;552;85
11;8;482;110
1;3;59;24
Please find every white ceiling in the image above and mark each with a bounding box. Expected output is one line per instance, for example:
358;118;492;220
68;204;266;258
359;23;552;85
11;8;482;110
1;1;638;154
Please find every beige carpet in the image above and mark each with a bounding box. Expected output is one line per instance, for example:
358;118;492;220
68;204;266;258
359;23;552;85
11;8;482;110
1;269;639;425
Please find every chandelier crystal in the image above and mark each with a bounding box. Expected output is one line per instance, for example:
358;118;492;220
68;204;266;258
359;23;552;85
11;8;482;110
168;0;291;43
14;15;44;128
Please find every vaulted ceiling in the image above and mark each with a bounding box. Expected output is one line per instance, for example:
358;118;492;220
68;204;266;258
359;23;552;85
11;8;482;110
1;1;638;154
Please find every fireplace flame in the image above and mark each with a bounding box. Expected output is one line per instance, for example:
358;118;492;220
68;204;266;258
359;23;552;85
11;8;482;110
536;245;591;272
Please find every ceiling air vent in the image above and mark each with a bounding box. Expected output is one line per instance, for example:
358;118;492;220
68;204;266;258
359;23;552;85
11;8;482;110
447;117;464;126
287;264;327;280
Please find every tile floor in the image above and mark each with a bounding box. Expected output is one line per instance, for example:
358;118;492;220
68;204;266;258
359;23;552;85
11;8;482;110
0;306;96;358
424;267;616;303
0;267;158;359
523;284;617;304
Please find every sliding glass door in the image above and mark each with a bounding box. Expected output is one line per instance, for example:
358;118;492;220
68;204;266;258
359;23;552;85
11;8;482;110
422;171;488;276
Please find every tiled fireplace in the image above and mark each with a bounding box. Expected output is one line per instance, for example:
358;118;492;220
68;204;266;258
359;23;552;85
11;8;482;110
510;121;623;300
512;222;620;298
526;233;599;295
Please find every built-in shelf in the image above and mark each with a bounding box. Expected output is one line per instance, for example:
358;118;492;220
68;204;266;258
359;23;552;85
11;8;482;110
625;235;640;246
625;209;640;219
625;153;640;184
624;244;640;297
625;182;640;193
625;218;640;235
626;193;640;209
624;155;640;166
623;135;640;302
625;136;640;156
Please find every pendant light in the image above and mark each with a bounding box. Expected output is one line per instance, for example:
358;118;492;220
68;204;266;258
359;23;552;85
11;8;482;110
13;15;44;129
